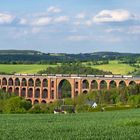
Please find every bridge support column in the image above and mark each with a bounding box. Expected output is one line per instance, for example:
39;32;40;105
48;78;51;100
71;79;75;98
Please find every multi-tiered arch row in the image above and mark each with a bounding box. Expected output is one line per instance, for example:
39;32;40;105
0;75;139;104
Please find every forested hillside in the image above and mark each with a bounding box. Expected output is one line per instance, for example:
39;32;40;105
0;50;140;64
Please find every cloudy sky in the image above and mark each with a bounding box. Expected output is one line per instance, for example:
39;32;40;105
0;0;140;53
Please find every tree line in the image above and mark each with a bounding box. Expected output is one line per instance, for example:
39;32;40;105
0;84;140;113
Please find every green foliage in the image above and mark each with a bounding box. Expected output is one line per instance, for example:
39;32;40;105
3;97;27;113
38;63;112;74
128;95;140;107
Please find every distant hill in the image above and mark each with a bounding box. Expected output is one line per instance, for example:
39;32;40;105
0;50;43;55
0;50;139;64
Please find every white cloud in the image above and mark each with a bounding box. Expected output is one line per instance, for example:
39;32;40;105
31;17;52;26
31;27;42;34
105;28;124;33
54;16;69;23
67;35;89;41
75;13;86;19
85;20;93;27
127;26;140;34
47;6;62;13
93;9;135;23
0;13;14;24
18;18;27;25
73;21;81;26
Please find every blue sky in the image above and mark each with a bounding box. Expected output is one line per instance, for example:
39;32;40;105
0;0;140;53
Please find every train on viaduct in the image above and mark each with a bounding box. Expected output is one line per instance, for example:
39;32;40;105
0;74;140;104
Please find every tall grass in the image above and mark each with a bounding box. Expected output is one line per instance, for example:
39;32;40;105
0;109;140;140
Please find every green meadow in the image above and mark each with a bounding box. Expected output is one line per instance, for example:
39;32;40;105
0;61;136;74
0;109;140;140
0;64;57;74
89;61;135;75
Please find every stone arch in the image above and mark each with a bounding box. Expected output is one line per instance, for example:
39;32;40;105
21;88;26;97
58;79;72;99
100;80;107;90
14;87;19;96
109;80;117;89
119;81;126;88
42;79;48;87
8;78;13;86
91;80;98;90
15;78;20;86
42;89;48;99
34;88;40;98
41;100;46;104
51;81;54;88
2;87;6;92
21;78;27;86
75;91;78;97
35;78;41;87
8;87;13;93
28;88;33;98
83;90;88;94
50;90;54;99
75;82;78;89
82;79;89;89
26;99;32;104
2;77;7;85
28;78;34;87
129;81;136;87
34;99;39;104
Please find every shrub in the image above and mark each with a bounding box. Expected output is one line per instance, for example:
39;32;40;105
3;96;32;113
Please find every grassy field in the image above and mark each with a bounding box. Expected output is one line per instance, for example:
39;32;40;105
0;61;136;74
0;64;57;74
89;61;135;75
0;109;140;140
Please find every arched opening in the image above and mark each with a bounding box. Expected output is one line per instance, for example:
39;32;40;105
28;88;33;98
91;80;98;90
58;79;71;99
8;78;13;86
75;91;78;97
15;78;20;86
82;80;89;89
50;90;54;99
27;99;32;104
119;81;126;88
8;87;13;93
21;78;27;86
2;87;6;92
42;89;48;99
28;78;34;87
34;99;39;104
2;78;7;85
41;100;46;104
35;88;40;98
83;90;88;94
35;78;41;87
21;88;26;97
75;82;78;89
42;79;48;87
129;81;136;87
14;87;19;96
109;80;117;89
100;80;107;90
51;81;54;88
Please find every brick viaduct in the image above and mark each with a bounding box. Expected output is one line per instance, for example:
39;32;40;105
0;74;140;104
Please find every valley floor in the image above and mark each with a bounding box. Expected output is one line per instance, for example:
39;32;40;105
0;109;140;140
